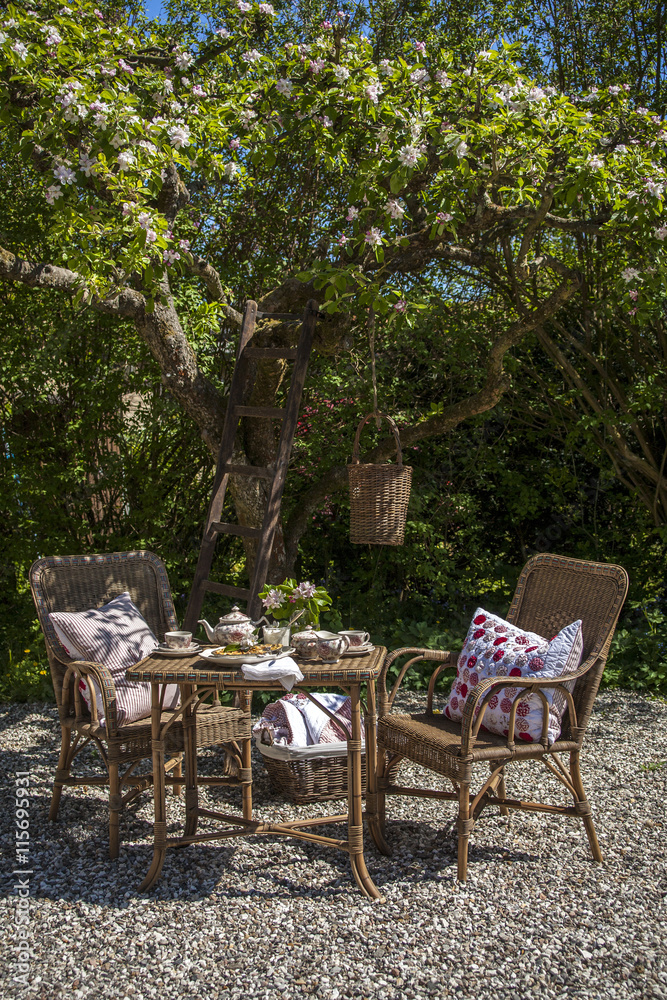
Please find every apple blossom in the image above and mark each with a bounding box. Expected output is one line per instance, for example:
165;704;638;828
117;151;136;171
393;300;407;313
333;65;350;82
45;184;62;205
364;227;382;246
118;59;134;74
622;267;642;282
169;125;191;148
11;41;28;60
436;212;453;223
587;155;604;169
54;165;76;185
346;207;359;221
365;82;382;103
385;199;405;219
655;227;667;240
309;58;325;74
242;49;262;64
275;78;293;95
258;3;275;13
398;145;420;168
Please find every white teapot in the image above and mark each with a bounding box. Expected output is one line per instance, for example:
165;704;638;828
198;606;268;646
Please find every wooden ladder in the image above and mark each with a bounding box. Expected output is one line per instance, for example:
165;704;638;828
183;299;317;629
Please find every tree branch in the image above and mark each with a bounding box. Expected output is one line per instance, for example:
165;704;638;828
0;246;144;317
284;274;582;568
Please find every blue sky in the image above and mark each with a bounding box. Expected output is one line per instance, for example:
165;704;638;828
144;1;165;19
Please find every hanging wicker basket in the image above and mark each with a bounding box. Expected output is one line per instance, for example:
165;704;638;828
348;412;412;546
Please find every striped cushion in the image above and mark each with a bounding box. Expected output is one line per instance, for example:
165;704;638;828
49;592;178;726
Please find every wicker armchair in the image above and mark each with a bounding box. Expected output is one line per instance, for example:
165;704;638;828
30;550;251;859
369;554;629;881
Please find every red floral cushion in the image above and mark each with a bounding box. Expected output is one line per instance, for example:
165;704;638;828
443;608;583;744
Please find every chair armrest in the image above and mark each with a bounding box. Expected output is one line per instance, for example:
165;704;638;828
379;647;454;717
61;660;118;731
459;653;600;755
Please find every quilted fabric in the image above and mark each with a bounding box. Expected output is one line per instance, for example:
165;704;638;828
443;608;583;744
49;592;178;726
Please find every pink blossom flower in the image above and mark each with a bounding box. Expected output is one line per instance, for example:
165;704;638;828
628;289;639;301
393;299;407;313
337;234;348;246
275;78;293;96
322;19;332;29
385;199;404;219
242;49;262;64
346;206;359;221
145;229;157;244
310;58;326;74
436;211;453;223
216;27;230;38
229;138;241;149
169;125;190;148
163;249;181;265
655;226;667;240
118;59;134;74
117;150;136;171
414;41;426;54
398;144;419;168
179;239;190;250
122;203;132;217
237;1;252;11
45;184;62;205
53;164;76;185
259;3;275;13
263;588;285;610
365;82;382;104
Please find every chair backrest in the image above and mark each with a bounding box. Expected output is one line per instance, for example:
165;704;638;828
30;551;178;711
506;553;628;741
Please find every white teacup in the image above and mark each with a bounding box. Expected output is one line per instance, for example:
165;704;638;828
164;630;193;649
338;630;370;648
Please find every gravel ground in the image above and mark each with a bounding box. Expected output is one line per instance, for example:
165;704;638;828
1;690;666;1000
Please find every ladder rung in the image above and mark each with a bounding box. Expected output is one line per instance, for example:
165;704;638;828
211;522;262;539
223;464;274;480
235;405;285;419
243;348;298;360
203;581;252;600
256;311;301;321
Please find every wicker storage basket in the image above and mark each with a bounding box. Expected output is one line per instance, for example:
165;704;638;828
348;413;412;545
257;738;367;804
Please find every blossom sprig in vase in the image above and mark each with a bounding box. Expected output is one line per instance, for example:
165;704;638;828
258;579;332;629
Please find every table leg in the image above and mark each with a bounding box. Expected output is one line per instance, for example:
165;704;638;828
182;683;199;840
240;687;253;821
138;682;168;892
348;682;382;900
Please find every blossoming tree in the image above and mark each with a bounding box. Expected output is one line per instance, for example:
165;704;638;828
1;0;665;573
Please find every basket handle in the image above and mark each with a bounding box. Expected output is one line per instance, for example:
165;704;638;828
351;412;404;469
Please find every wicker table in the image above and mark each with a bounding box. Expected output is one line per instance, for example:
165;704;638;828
125;646;386;899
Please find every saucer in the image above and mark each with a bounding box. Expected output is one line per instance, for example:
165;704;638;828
341;643;375;657
154;643;202;658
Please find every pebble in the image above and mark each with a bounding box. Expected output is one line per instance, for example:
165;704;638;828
0;691;666;999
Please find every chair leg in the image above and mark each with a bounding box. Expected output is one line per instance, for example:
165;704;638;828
367;750;391;856
570;750;602;862
493;763;509;817
109;763;121;860
173;754;183;797
457;782;472;882
50;725;72;822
